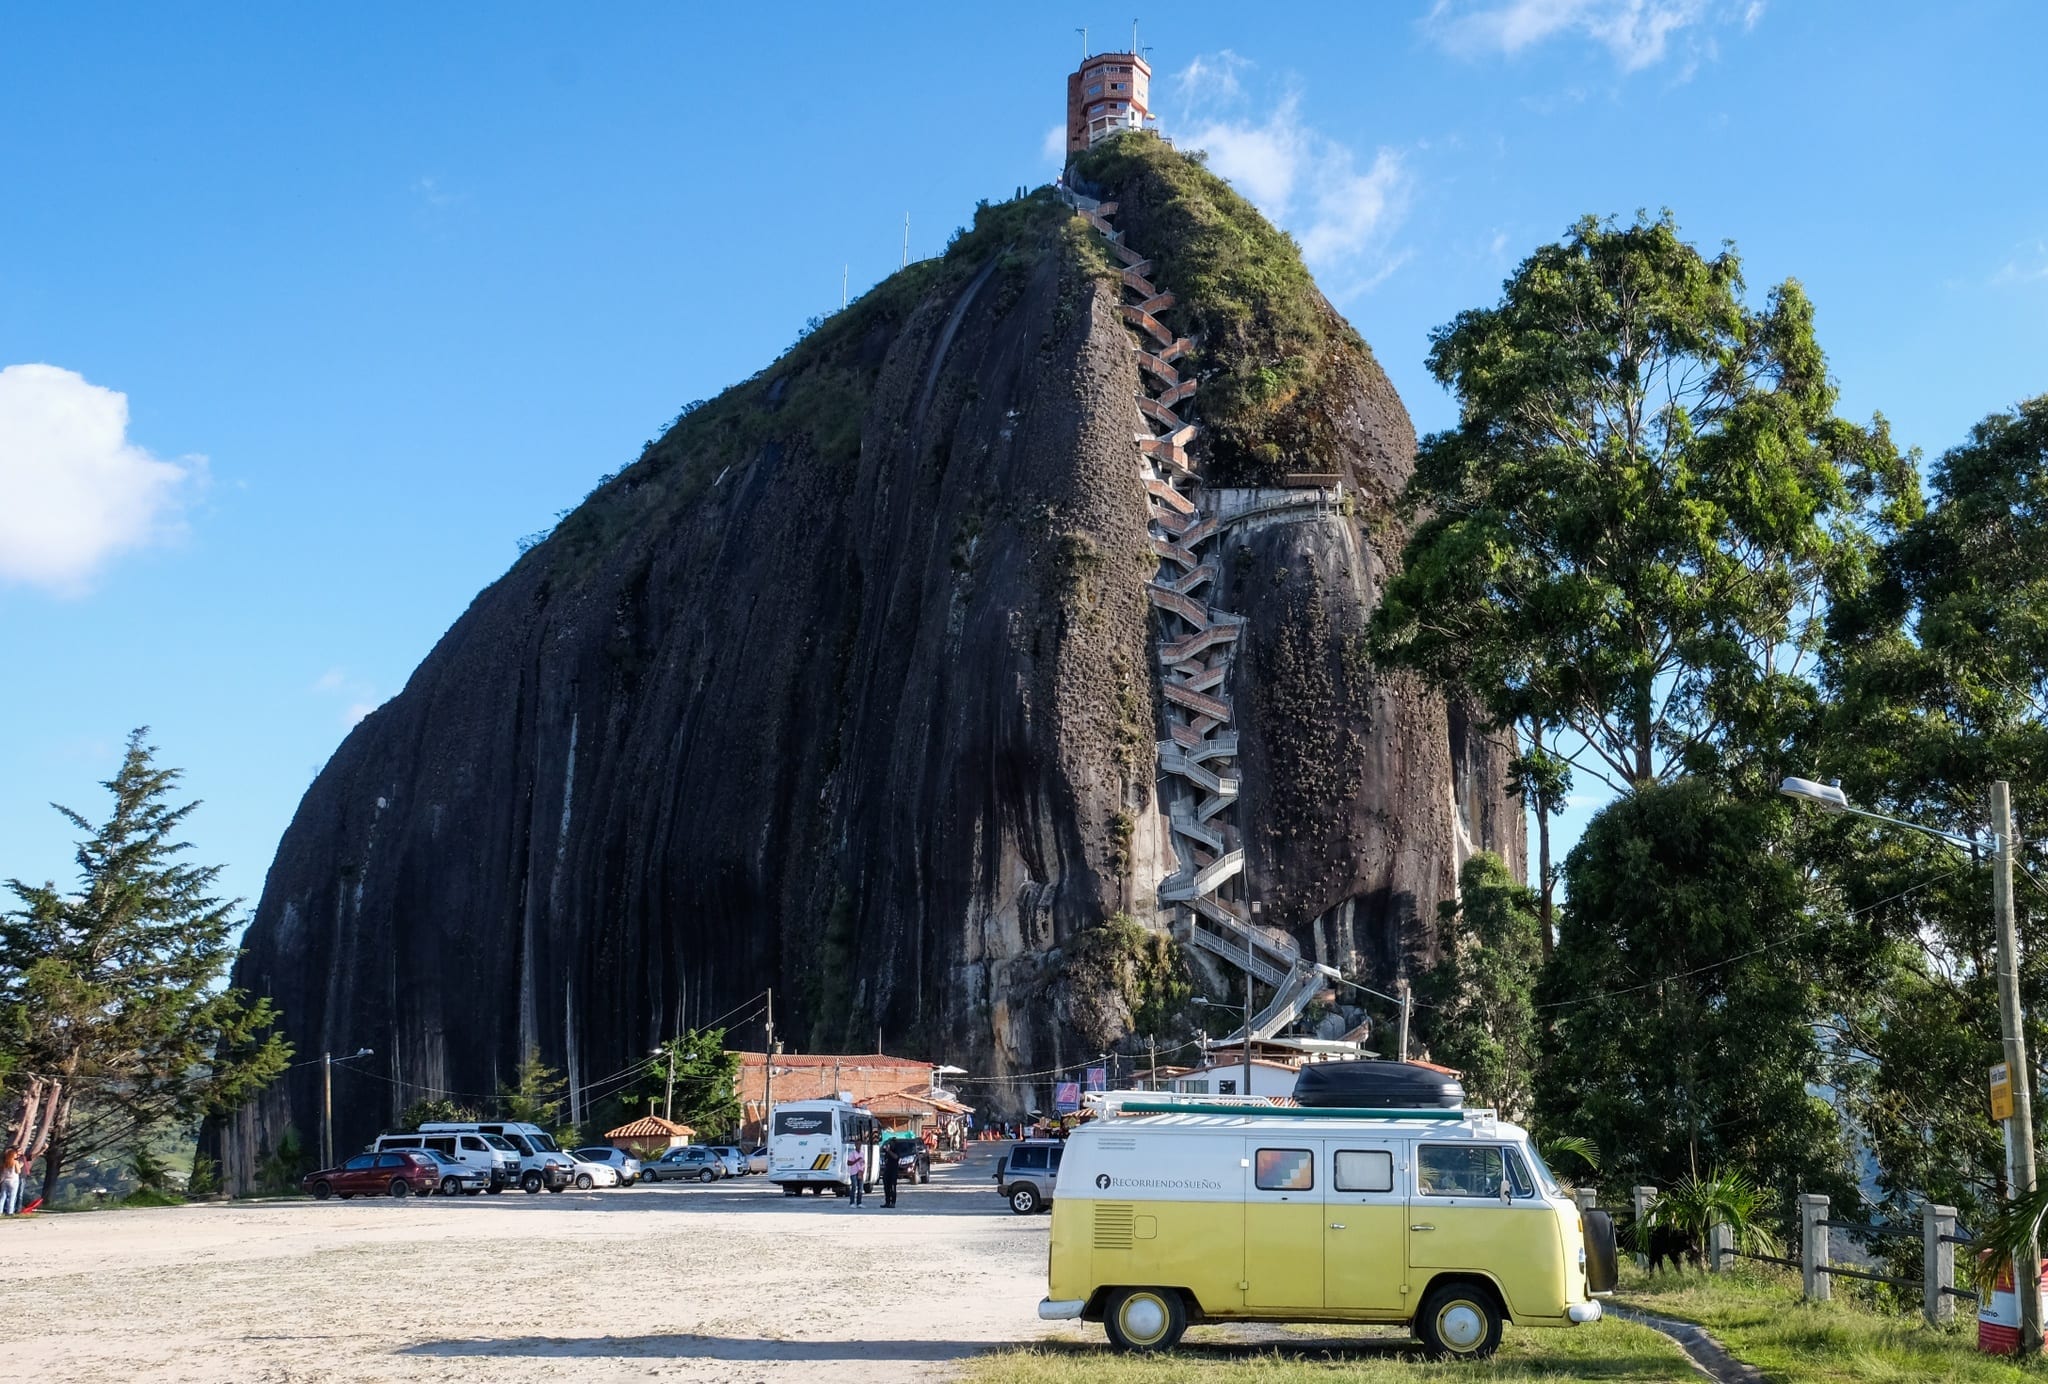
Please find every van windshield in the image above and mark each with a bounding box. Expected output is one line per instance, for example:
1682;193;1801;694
501;1133;536;1155
484;1135;517;1151
529;1133;561;1153
1523;1142;1563;1197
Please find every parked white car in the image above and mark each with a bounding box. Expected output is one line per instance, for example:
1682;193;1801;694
708;1146;748;1177
564;1155;620;1190
572;1146;642;1186
741;1146;769;1175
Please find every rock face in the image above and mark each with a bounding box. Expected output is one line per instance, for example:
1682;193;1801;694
216;148;1520;1184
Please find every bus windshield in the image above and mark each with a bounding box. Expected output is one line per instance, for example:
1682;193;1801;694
774;1110;833;1138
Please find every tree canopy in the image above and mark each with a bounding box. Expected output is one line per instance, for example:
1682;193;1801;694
1419;854;1542;1121
1372;211;1912;791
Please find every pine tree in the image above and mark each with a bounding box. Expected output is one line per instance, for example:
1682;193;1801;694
1419;854;1541;1121
1;729;292;1201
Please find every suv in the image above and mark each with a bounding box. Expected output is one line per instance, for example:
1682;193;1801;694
641;1145;725;1183
994;1139;1064;1214
880;1136;931;1185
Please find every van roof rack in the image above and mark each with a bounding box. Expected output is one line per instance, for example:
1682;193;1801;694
1085;1091;1496;1123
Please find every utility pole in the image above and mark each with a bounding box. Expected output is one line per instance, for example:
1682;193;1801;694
320;1047;371;1170
663;1042;677;1123
1397;979;1412;1063
901;214;909;269
1993;780;2041;1352
762;988;775;1145
840;265;847;311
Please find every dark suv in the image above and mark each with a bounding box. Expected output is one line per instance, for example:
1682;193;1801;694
880;1136;931;1185
993;1139;1063;1214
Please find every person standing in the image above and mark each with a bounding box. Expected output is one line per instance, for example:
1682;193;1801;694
0;1148;22;1216
880;1139;901;1209
845;1144;866;1207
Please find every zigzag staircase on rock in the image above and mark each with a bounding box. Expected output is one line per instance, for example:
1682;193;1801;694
1063;187;1335;1043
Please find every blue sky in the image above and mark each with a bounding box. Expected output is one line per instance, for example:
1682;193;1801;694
3;2;2044;917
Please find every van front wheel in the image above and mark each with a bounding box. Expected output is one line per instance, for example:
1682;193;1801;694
1104;1287;1186;1353
1416;1282;1504;1360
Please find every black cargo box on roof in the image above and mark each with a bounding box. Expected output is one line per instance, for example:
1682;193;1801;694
1292;1060;1464;1109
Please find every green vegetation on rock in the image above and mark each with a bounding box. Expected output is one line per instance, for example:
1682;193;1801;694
1071;134;1371;485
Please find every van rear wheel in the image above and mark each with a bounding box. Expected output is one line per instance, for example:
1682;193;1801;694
1416;1282;1504;1360
1104;1287;1186;1353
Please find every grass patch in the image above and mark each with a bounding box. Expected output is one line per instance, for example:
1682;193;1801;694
1616;1265;2028;1383
964;1319;1698;1383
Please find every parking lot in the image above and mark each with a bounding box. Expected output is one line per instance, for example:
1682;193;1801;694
0;1142;1088;1383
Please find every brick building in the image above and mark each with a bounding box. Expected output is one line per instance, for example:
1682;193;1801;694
1066;51;1153;153
733;1052;934;1143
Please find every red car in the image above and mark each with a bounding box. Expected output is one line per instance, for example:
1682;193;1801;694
303;1149;441;1200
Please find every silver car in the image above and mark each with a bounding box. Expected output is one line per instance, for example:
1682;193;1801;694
641;1145;725;1183
572;1146;643;1186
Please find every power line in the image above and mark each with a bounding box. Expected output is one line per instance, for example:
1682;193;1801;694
1536;864;1967;1013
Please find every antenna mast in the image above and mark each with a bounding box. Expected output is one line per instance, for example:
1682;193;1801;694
901;214;909;269
1075;26;1087;61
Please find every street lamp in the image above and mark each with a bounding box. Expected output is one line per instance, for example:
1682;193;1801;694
321;1047;374;1170
1191;996;1253;1099
1780;773;2037;1351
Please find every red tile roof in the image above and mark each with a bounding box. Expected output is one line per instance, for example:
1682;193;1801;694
604;1115;695;1139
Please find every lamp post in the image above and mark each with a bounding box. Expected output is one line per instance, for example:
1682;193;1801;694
1780;774;2038;1352
650;1044;677;1123
321;1047;374;1170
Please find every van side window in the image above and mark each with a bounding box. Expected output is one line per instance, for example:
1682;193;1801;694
1255;1148;1314;1191
1011;1147;1046;1171
1418;1144;1505;1198
1504;1147;1536;1199
460;1136;485;1152
426;1138;456;1156
1333;1149;1394;1192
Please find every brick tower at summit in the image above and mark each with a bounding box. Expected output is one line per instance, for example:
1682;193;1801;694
1066;50;1153;153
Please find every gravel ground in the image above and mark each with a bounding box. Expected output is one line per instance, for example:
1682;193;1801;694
0;1142;1089;1383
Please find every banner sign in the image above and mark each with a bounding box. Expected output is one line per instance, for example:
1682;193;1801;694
1085;1066;1107;1092
1054;1081;1081;1113
1992;1061;2015;1121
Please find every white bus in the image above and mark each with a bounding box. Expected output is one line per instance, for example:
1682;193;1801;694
769;1098;876;1197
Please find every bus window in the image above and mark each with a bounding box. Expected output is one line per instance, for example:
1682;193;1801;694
1255;1149;1314;1191
1417;1145;1505;1198
774;1110;833;1137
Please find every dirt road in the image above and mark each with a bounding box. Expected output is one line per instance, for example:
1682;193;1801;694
0;1143;1088;1383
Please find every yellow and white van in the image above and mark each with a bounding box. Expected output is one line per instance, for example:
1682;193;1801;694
1038;1096;1612;1357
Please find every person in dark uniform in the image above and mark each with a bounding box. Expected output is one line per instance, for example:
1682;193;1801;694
880;1136;902;1208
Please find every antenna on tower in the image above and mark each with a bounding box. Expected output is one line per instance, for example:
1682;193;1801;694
841;263;848;310
902;213;909;269
1132;18;1139;53
1075;27;1087;61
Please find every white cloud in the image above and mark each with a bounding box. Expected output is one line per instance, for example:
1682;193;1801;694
310;666;381;726
1171;64;1414;299
1425;0;1748;72
0;363;196;596
1041;124;1066;165
1993;240;2048;286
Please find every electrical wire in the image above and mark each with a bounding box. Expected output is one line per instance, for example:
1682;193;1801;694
1535;863;1967;1012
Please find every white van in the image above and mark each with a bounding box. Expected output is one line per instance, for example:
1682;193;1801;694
769;1099;877;1197
1038;1094;1613;1356
420;1121;575;1192
374;1129;519;1192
